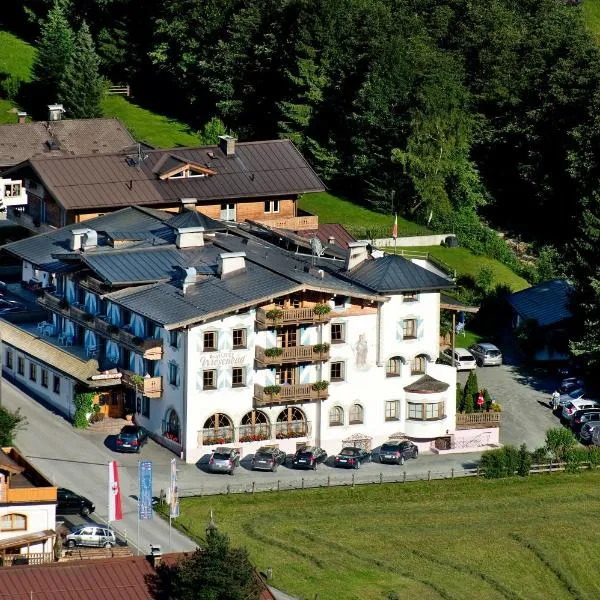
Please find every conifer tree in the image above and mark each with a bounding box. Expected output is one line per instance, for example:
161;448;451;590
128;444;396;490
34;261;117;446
31;1;75;110
60;21;104;118
462;370;479;413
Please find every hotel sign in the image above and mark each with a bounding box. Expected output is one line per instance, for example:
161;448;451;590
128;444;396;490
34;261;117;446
197;351;247;368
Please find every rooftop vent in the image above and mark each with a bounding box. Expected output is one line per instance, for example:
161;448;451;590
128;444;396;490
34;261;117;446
176;226;204;249
148;544;162;568
17;111;27;125
48;104;65;121
46;139;60;151
345;241;369;271
180;197;198;212
218;252;246;279
218;135;236;157
70;227;97;251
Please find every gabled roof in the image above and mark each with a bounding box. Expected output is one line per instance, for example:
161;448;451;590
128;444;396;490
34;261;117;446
508;279;573;327
0;118;136;168
12;139;325;211
343;254;453;293
296;223;356;249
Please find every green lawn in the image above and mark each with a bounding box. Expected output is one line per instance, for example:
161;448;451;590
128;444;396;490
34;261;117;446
0;98;18;124
298;192;431;237
0;30;34;81
394;245;529;292
583;0;600;43
102;95;203;148
169;472;600;600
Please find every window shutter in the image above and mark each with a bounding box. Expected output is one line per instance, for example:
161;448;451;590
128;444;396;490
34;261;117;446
417;318;424;339
196;370;203;392
217;368;229;389
396;321;404;341
300;365;312;384
219;330;230;351
300;327;310;345
176;368;181;388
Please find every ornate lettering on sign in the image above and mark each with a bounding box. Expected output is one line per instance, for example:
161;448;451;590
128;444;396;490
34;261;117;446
198;351;247;368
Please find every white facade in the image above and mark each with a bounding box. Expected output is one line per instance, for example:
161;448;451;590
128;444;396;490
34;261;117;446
0;178;27;211
0;502;56;553
137;290;456;464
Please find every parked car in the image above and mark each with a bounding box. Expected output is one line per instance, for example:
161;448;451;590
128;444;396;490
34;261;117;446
334;447;371;469
208;447;240;475
378;440;419;465
468;343;503;367
592;427;600;447
57;488;95;517
571;409;600;434
438;348;477;371
115;425;148;453
251;447;287;472
562;399;600;422
560;377;585;394
558;387;587;408
291;446;327;470
579;421;600;443
65;526;116;549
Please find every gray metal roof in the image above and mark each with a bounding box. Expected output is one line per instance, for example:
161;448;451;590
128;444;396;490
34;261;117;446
508;279;573;327
343;254;453;293
17;139;325;211
2;207;170;271
107;262;300;328
167;210;226;232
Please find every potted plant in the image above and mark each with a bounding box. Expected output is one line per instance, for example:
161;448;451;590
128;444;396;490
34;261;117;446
312;343;330;354
313;303;331;317
263;385;282;397
312;380;329;394
130;374;145;391
264;347;284;358
265;308;284;321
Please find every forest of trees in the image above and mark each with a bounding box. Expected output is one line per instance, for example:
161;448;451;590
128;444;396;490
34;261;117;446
3;0;600;373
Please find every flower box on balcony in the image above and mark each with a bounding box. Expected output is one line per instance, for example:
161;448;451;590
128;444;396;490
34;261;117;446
312;343;330;354
313;304;331;316
264;347;284;358
239;434;268;443
265;308;284;321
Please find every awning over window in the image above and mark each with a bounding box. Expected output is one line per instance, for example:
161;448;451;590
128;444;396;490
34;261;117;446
0;529;54;551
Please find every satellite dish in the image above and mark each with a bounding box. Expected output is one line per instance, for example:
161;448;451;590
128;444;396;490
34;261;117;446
310;236;325;257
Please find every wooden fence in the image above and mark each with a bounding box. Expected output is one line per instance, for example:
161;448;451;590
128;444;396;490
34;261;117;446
107;84;130;96
1;552;53;566
456;412;501;429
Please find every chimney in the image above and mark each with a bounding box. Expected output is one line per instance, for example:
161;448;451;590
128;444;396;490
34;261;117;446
180;267;197;294
70;228;89;251
148;544;162;569
217;252;246;278
345;241;369;271
328;236;335;245
17;111;27;124
218;135;236;157
180;197;198;212
48;104;65;121
176;226;204;249
82;229;97;250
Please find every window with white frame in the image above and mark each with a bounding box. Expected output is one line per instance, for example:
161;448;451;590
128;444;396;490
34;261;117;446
349;403;364;424
402;319;417;339
330;361;345;382
386;357;401;377
385;400;399;421
329;406;344;426
264;200;280;213
407;401;445;421
232;367;246;388
331;322;345;343
203;331;218;351
232;328;247;349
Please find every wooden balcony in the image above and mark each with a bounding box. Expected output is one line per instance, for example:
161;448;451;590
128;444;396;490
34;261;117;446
456;412;500;430
252;215;318;231
38;292;163;360
255;345;330;365
0;484;57;503
256;306;332;329
120;370;163;399
254;383;329;407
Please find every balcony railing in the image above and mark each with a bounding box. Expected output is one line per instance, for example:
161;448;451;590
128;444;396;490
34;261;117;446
255;345;330;365
120;370;163;399
78;276;110;295
455;412;501;429
197;421;310;445
275;420;311;439
0;484;57;503
256;306;332;328
38;292;163;360
252;215;318;231
254;383;329;407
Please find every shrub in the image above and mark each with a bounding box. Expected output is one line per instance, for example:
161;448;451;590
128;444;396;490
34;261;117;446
483;388;493;411
545;427;577;462
456;382;463;413
312;343;330;353
480;445;520;478
490;402;502;412
264;347;284;358
531;447;549;465
517;443;532;477
475;265;494;293
462;370;478;413
1;74;22;101
73;391;96;429
313;303;332;316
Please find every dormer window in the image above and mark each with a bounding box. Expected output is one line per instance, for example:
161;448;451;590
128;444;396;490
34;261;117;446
154;153;217;181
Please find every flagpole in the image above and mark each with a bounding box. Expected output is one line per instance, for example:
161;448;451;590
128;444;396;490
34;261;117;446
137;460;140;556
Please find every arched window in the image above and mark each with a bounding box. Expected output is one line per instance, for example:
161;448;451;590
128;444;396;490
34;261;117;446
202;413;234;445
329;405;344;426
349;404;364;425
163;408;181;444
275;407;307;439
239;411;270;442
0;513;26;531
386;357;402;377
411;354;427;375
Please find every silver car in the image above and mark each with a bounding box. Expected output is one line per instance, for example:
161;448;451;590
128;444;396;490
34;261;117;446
559;387;586;408
468;343;503;366
66;526;116;548
208;447;240;475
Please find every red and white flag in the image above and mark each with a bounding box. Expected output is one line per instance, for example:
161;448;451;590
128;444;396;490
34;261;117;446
392;214;398;239
108;461;123;521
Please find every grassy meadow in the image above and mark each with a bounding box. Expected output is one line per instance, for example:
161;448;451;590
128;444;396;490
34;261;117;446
170;472;600;600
